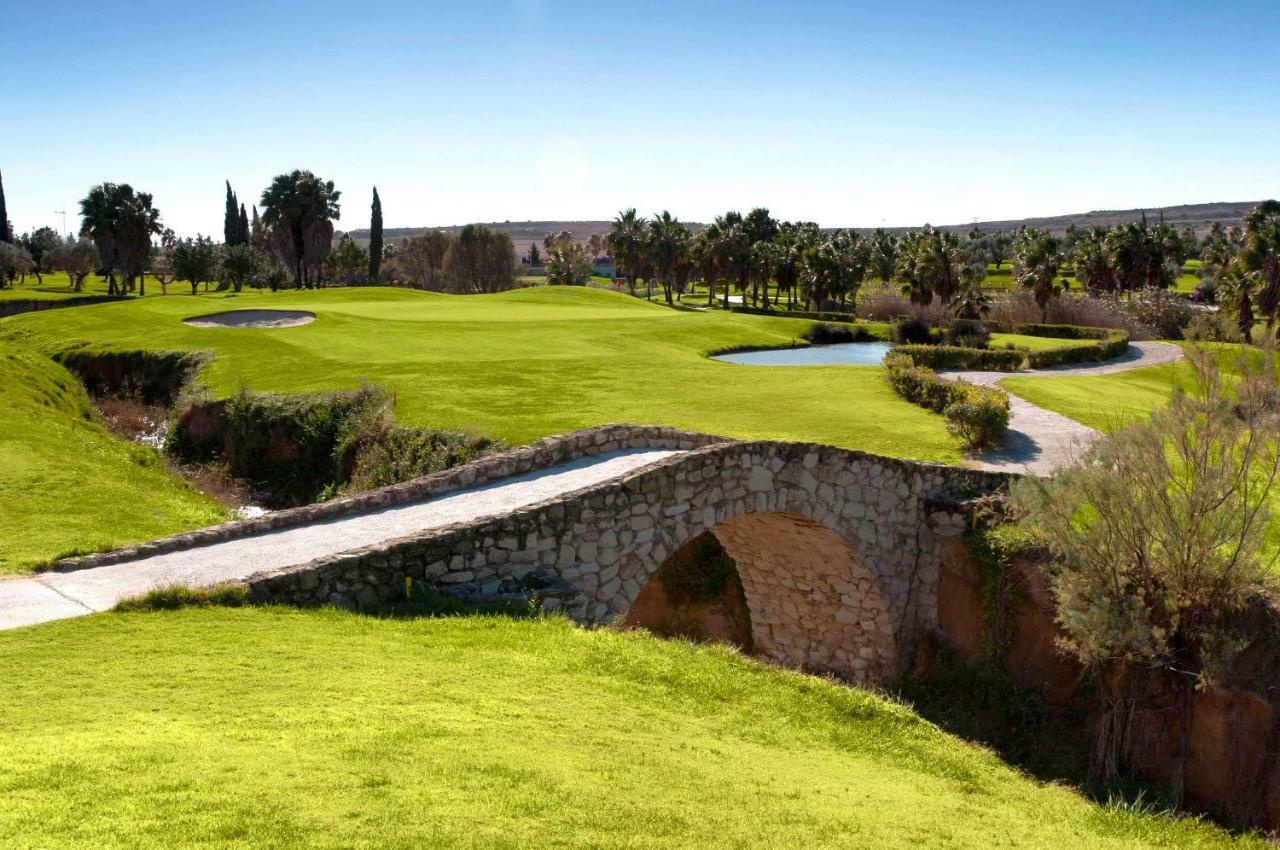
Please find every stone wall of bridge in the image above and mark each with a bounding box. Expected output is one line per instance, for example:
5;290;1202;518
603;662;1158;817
246;433;1011;681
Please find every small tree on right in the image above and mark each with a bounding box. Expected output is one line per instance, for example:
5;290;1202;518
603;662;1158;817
1011;347;1279;800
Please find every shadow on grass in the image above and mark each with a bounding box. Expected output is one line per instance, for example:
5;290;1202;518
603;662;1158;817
894;646;1177;812
113;581;547;622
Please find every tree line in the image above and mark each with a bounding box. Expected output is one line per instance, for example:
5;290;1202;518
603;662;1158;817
597;207;1238;321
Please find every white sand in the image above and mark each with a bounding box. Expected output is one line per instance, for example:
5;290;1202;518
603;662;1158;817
183;310;316;328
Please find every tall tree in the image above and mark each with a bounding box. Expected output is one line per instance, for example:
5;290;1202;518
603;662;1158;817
1012;227;1063;321
259;170;341;288
224;181;241;246
78;182;161;296
644;211;689;305
368;187;383;281
171;235;219;295
608;208;647;296
1240;200;1280;333
238;203;249;246
19;227;60;285
0;170;11;243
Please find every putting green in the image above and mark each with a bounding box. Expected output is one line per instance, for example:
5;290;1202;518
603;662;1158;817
0;286;964;463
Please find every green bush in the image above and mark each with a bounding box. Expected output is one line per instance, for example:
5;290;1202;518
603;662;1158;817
884;354;1010;449
893;344;1026;371
169;385;507;506
944;383;1011;449
944;319;991;349
345;428;509;492
802;321;878;345
1023;330;1129;369
115;583;251;612
883;353;954;412
891;316;936;345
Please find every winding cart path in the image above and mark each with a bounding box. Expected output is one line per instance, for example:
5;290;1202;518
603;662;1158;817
942;341;1184;475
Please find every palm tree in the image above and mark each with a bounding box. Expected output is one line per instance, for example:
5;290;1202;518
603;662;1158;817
1070;226;1117;293
644;211;689;305
114;186;162;296
79;183;122;294
1240;200;1280;332
691;224;722;307
78;182;162;296
894;230;932;308
608;209;647;296
869;228;897;283
1219;264;1259;343
1012;227;1063;321
259;170;340;288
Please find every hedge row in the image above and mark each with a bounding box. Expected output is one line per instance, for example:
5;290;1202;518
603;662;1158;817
1024;330;1129;368
883;353;1010;449
727;305;857;322
891;344;1026;371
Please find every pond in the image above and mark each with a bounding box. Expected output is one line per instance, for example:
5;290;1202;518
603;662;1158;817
711;342;890;366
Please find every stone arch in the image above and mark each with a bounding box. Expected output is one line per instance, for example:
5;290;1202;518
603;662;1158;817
622;511;898;682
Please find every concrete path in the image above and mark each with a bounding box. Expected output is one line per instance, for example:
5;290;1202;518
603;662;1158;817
0;448;683;632
941;341;1184;475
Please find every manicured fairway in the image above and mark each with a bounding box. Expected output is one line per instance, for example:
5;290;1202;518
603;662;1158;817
0;342;228;572
1000;343;1261;432
0;272;166;301
0;286;965;463
0;608;1254;849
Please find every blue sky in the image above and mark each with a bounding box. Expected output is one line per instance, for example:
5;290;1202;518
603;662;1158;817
2;0;1278;236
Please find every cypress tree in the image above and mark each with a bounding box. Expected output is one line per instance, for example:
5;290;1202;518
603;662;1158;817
369;187;383;281
0;170;11;243
224;181;240;246
251;205;262;247
238;203;249;246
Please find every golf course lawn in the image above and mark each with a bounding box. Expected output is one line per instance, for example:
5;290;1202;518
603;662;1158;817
0;341;228;572
0;286;967;461
0;607;1255;849
1000;343;1262;433
0;272;166;301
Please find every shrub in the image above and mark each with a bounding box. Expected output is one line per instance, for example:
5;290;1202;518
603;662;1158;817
1192;278;1218;305
1120;288;1196;340
944;319;991;349
1023;330;1130;369
345;428;508;492
1183;311;1242;344
891;315;936;345
883;353;951;411
859;283;947;324
115;583;251;612
169;385;507;506
893;344;1026;371
883;353;1010;449
801;321;877;345
1009;347;1280;783
656;532;744;606
943;383;1011;449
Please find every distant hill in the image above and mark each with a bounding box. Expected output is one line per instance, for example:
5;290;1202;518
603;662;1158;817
342;201;1262;254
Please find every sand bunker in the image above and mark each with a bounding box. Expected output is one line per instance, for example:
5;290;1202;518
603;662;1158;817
183;310;316;329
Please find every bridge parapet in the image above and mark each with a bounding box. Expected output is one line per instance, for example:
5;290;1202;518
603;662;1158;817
247;434;1012;681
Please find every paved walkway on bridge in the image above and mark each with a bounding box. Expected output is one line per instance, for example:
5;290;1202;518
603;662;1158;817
0;448;683;632
943;341;1184;475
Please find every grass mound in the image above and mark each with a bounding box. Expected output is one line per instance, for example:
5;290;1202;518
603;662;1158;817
0;341;228;573
0;608;1253;848
0;286;962;462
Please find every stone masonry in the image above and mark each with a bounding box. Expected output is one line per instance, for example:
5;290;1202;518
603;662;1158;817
242;429;1010;682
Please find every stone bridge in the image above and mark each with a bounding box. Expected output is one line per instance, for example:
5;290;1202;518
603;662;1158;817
12;426;1010;682
243;428;1008;681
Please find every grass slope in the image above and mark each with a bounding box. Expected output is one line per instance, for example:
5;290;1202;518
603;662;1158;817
0;286;964;463
0;608;1254;849
0;272;167;301
0;342;227;572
